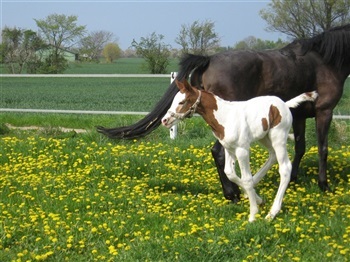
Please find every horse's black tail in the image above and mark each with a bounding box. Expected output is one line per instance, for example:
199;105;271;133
96;53;210;139
96;82;178;139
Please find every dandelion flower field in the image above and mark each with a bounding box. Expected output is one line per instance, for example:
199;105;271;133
0;133;349;261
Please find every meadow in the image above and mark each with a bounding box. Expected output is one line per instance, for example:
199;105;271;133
0;60;350;261
0;131;349;261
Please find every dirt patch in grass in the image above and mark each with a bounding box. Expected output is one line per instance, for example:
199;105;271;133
5;123;87;134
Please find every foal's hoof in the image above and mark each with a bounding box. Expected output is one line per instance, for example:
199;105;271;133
258;199;266;206
265;213;275;221
248;217;256;223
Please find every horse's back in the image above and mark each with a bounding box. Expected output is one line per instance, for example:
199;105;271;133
202;49;318;102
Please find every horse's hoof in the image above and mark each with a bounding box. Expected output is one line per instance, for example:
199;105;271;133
318;181;331;192
230;197;240;204
225;194;241;204
290;175;298;183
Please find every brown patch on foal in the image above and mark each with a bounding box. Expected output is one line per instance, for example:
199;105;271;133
261;118;269;131
261;105;282;131
269;105;282;128
213;120;225;140
199;92;225;140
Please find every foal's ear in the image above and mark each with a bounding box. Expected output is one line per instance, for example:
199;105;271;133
175;78;191;94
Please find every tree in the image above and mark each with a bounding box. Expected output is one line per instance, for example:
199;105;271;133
80;30;114;61
102;43;121;63
233;36;287;50
175;20;220;55
1;27;45;73
131;32;171;74
34;14;86;73
260;0;350;38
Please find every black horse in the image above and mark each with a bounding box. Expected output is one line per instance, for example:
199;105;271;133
97;24;350;202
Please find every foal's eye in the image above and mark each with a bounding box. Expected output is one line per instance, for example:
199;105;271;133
179;101;185;105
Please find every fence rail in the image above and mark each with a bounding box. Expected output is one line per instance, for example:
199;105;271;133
0;74;170;78
1;73;349;78
1;108;349;120
0;108;149;115
1;73;349;122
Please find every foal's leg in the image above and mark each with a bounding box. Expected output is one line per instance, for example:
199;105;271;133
234;147;259;222
223;149;238;181
211;141;241;202
246;137;278;206
253;137;277;187
266;141;292;220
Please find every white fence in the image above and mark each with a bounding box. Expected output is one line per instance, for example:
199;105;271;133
0;74;170;78
1;73;349;139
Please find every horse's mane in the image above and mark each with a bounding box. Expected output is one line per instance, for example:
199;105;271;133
285;24;350;68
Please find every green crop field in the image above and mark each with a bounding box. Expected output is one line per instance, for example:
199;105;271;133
0;77;169;111
65;58;180;75
0;59;350;261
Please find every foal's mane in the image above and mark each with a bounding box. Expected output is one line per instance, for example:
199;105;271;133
286;24;350;68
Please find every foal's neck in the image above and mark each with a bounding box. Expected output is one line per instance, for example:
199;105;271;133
196;91;227;140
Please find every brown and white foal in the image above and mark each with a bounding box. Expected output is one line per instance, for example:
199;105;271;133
162;79;317;222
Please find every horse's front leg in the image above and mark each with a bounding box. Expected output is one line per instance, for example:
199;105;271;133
211;140;241;203
234;147;258;222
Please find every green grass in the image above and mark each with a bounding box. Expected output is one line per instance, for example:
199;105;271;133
0;130;349;261
334;78;350;115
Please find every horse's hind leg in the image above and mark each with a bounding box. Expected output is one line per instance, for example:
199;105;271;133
290;117;306;182
211;140;241;202
315;109;333;191
315;81;344;191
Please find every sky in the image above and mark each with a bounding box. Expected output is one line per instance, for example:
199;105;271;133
1;0;286;50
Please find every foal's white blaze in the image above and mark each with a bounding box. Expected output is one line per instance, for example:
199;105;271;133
161;92;185;128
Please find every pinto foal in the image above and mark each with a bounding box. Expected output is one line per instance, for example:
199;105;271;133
162;79;317;222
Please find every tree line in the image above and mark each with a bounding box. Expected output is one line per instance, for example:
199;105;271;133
1;0;349;74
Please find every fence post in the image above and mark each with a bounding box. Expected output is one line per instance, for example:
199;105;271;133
170;72;178;139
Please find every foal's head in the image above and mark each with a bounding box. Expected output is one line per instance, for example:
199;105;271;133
161;79;201;128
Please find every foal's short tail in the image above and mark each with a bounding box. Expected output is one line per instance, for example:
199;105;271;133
285;91;318;108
